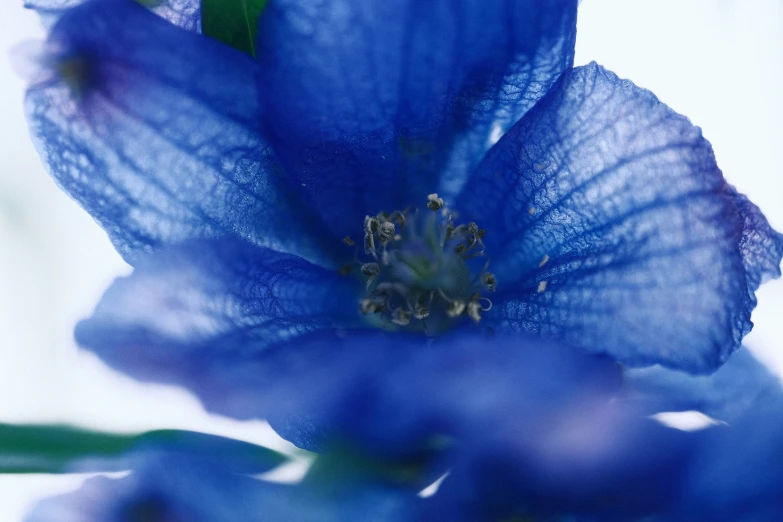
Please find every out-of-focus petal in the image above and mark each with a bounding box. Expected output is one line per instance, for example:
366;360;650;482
459;63;783;373
260;331;697;519
671;401;783;520
261;331;619;457
624;347;783;422
26;0;336;266
25;0;202;31
75;238;364;420
256;0;577;239
26;453;418;522
423;399;696;520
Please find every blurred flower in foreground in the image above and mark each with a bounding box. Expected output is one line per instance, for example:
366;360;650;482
25;452;417;522
22;335;783;521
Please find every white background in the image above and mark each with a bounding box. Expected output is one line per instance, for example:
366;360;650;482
1;1;782;519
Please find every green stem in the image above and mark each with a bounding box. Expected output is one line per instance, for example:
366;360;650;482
0;423;287;474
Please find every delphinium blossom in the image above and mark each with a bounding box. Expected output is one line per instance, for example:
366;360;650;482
25;0;782;392
15;0;783;518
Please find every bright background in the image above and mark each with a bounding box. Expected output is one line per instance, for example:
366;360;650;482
1;0;781;519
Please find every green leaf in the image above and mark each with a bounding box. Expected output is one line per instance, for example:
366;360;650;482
0;423;287;474
201;0;269;57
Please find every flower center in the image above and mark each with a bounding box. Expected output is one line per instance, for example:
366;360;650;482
343;194;495;334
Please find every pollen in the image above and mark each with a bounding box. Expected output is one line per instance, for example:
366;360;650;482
345;194;496;334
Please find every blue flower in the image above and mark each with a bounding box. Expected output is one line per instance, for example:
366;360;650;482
25;334;783;521
25;0;782;433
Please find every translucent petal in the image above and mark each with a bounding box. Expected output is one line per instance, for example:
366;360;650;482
75;238;364;419
458;63;783;372
25;0;202;31
26;0;335;266
256;0;577;239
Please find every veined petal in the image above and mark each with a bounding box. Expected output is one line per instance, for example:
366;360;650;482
624;347;783;423
25;0;202;31
75;238;364;419
26;0;336;266
256;0;577;238
459;63;783;373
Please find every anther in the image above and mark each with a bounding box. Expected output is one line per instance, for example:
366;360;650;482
426;193;444;211
361;263;380;277
467;222;479;236
364;216;379;234
364;233;376;255
378;221;396;242
361;262;380;289
360;296;387;315
413;307;430;320
446;300;466;318
391;308;412;326
466;301;482;323
481;273;496;292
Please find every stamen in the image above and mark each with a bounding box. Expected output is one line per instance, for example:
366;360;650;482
361;262;380;289
378;221;395;243
349;195;497;332
391;308;412;326
466;301;482;323
361;263;380;277
364;233;376;257
446;300;466;318
426;193;444;211
365;216;379;234
413;306;430;320
360;296;386;315
481;273;496;292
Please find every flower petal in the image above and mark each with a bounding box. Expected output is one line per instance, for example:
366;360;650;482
26;452;417;522
260;331;619;456
624;347;783;422
458;63;783;372
26;0;336;266
25;0;202;31
75;238;364;419
674;401;783;520
256;0;577;238
424;400;696;520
